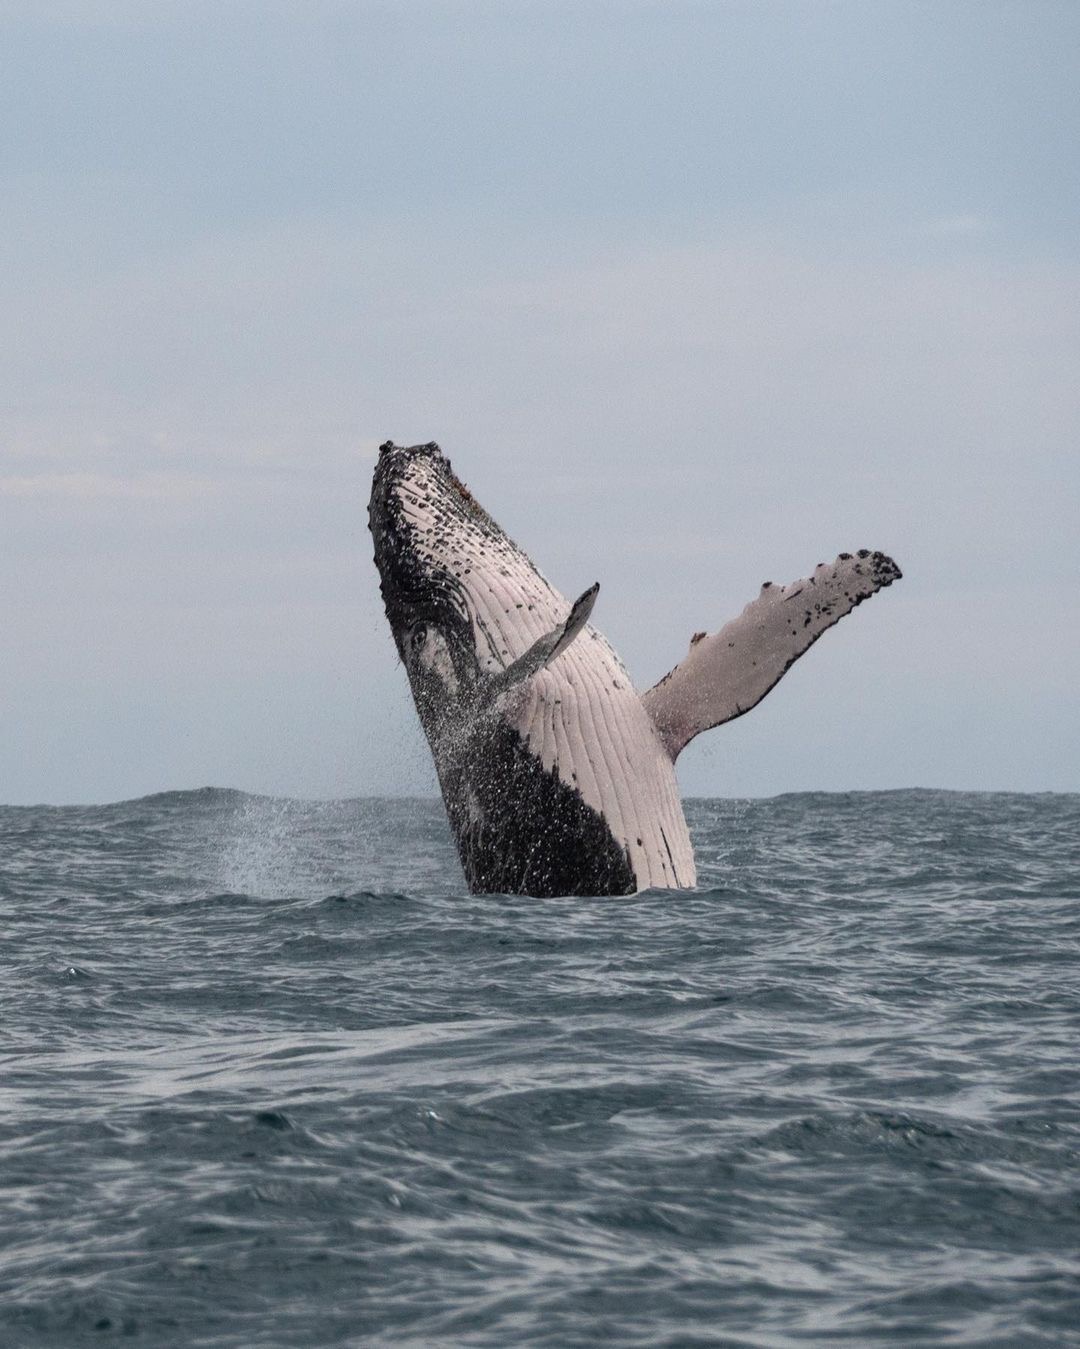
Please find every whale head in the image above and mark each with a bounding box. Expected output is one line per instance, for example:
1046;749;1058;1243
368;440;538;736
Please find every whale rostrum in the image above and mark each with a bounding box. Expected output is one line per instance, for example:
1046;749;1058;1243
369;441;902;897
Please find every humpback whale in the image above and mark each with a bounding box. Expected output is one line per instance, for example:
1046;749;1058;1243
369;441;901;896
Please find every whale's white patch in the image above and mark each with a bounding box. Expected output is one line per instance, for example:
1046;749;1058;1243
414;627;459;694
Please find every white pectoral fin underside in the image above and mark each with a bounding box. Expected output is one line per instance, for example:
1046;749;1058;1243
641;550;902;759
484;582;599;702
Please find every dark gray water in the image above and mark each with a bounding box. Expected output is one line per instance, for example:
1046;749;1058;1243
2;790;1078;1347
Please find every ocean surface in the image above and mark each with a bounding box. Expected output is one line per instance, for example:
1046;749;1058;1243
1;790;1078;1347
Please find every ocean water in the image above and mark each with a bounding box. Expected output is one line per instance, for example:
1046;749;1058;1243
1;790;1078;1348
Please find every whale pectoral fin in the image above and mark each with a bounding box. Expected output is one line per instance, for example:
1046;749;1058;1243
641;551;902;759
485;582;599;700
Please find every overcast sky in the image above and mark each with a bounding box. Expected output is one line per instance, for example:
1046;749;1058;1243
3;0;1078;804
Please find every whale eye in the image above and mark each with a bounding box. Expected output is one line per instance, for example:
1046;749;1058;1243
410;624;428;652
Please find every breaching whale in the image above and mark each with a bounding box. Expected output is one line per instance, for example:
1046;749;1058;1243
369;441;901;897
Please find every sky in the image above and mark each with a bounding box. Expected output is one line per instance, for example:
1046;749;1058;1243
2;0;1078;804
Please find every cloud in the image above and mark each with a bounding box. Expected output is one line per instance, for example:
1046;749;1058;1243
0;471;218;500
3;200;1077;799
925;214;989;237
4;203;1077;568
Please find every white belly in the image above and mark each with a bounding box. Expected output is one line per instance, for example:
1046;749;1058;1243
508;637;696;891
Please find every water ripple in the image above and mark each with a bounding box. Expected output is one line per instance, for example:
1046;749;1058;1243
1;790;1078;1345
